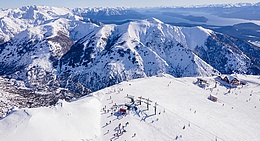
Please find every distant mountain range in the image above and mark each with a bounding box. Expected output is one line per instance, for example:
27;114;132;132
0;5;259;116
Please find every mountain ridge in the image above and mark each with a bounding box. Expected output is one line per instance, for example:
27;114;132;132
0;6;259;116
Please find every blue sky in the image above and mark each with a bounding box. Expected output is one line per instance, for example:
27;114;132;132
0;0;259;9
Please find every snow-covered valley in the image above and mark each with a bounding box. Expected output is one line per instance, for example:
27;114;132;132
1;75;259;141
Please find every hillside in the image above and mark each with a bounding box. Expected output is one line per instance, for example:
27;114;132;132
0;5;260;115
0;75;259;141
0;4;260;141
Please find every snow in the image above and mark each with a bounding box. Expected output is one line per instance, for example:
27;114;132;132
28;53;53;72
0;5;80;43
249;41;260;47
1;74;259;141
0;5;259;141
180;26;212;50
0;98;101;141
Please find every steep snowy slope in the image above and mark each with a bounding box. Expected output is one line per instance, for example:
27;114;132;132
0;6;260;115
58;18;220;91
0;5;77;43
58;18;260;91
0;6;260;141
1;75;259;141
180;27;259;74
0;18;75;89
0;16;93;112
1;10;259;93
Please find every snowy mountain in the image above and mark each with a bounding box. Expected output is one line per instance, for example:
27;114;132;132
58;18;221;91
73;4;260;42
0;5;260;117
0;6;259;90
72;3;260;25
72;7;144;22
1;75;260;141
0;5;79;43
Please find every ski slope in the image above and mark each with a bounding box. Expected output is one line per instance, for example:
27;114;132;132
0;74;260;141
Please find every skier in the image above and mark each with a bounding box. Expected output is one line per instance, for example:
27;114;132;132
132;133;136;138
175;135;178;140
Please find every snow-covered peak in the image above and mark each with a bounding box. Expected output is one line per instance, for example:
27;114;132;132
179;26;213;50
12;17;71;42
12;5;72;19
182;2;256;8
121;19;212;51
72;7;137;16
145;17;164;24
0;5;82;43
0;6;258;101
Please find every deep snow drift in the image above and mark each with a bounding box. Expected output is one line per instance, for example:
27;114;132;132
0;74;259;141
